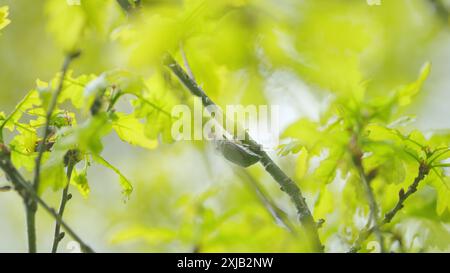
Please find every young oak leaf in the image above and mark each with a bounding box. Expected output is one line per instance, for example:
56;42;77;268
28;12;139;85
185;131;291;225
57;113;112;155
435;178;450;215
36;71;97;110
277;140;302;156
397;62;431;107
45;0;125;51
111;112;158;149
0;6;11;31
60;72;97;109
0;90;41;132
39;150;68;194
92;154;133;198
130;71;178;143
70;168;90;199
295;147;309;179
9;125;38;172
104;70;146;96
428;173;450;216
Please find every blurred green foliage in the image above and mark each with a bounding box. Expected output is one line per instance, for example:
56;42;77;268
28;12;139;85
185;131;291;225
1;0;450;253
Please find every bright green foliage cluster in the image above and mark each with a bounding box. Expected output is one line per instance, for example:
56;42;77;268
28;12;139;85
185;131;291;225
0;6;10;31
0;67;179;198
1;0;450;252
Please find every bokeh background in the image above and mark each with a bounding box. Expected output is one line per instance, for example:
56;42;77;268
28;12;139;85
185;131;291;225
0;0;450;252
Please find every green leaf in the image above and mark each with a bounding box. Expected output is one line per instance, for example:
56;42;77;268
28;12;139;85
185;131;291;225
93;155;133;198
71;168;90;198
127;71;178;143
295;147;309;178
45;0;125;50
104;70;147;96
277;141;302;156
433;177;450;215
39;150;67;194
0;6;11;31
379;157;406;185
0;90;41;132
282;118;320;149
311;147;344;185
58;113;112;155
9;125;37;171
60;72;97;109
397;62;431;106
111;112;158;149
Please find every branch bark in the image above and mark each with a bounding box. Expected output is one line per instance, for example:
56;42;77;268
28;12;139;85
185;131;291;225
51;153;76;253
163;54;323;252
0;146;94;253
349;133;385;253
349;162;430;252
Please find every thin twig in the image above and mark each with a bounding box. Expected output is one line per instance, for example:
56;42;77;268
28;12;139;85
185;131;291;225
348;162;430;252
383;162;430;224
348;133;385;252
0;149;94;253
429;0;449;22
163;53;323;252
29;51;80;252
51;155;76;253
236;169;297;234
34;51;81;192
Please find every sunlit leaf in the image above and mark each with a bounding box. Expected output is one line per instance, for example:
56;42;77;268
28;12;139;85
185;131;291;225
71;167;90;198
93;154;133;198
0;6;11;31
111;112;158;149
397;62;431;106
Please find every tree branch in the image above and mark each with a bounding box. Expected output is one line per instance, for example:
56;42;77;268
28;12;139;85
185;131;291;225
29;51;81;252
429;0;449;22
34;51;81;193
163;53;323;252
349;162;430;252
51;152;76;253
383;162;430;224
349;134;385;252
0;146;94;253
